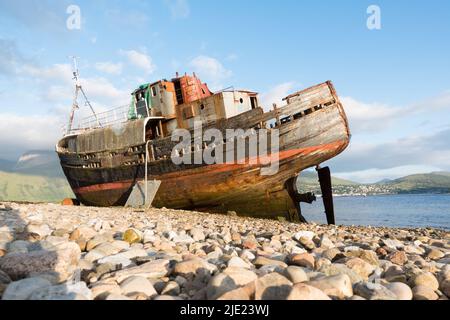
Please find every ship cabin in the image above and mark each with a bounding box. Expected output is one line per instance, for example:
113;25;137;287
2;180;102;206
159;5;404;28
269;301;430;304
58;73;262;159
127;73;260;139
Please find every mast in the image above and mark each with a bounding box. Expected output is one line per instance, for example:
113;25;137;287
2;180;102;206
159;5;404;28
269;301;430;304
67;56;100;133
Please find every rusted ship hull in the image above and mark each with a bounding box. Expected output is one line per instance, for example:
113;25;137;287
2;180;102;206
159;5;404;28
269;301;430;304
57;81;350;220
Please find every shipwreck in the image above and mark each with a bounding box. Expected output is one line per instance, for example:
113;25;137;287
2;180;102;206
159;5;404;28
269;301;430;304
56;61;350;224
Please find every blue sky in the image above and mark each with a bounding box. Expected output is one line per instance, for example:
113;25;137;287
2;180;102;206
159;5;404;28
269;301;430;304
0;0;449;182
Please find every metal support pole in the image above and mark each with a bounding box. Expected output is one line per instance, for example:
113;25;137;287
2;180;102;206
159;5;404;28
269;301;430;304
317;166;336;225
145;140;151;206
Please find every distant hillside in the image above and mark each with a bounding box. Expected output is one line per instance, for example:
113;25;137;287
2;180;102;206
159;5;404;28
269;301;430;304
0;171;74;202
13;150;64;178
382;172;450;194
297;171;450;196
298;170;357;186
296;170;357;194
0;159;15;172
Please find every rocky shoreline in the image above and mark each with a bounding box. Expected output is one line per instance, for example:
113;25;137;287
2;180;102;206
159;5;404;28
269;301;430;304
0;201;449;300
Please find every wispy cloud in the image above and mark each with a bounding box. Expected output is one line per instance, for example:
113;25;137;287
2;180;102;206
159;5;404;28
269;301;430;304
165;0;190;19
259;82;296;111
119;49;156;75
95;62;123;75
189;55;232;91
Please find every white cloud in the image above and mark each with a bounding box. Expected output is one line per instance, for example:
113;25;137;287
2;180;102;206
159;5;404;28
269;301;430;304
327;127;450;175
165;0;190;19
0;113;62;159
340;96;402;134
259;82;296;111
79;77;129;105
120;49;155;74
21;63;73;83
189;55;232;91
17;62;130;109
95;62;123;75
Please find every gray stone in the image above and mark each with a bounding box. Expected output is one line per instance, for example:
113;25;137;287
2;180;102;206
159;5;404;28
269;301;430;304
29;282;92;300
84;242;122;263
105;259;171;283
354;282;397;300
7;240;29;254
0;242;80;282
97;248;148;267
2;277;52;300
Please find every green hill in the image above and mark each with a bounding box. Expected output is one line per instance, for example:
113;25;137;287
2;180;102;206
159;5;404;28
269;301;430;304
0;171;74;203
383;172;450;194
298;170;357;186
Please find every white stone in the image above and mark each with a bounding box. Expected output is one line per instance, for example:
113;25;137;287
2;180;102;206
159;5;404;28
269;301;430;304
227;256;252;269
293;231;315;242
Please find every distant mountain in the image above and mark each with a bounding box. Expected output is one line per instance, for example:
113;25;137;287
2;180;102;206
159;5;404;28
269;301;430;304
0;159;15;172
13;150;64;178
297;171;450;196
0;171;73;202
298;170;358;186
375;178;392;184
383;172;450;194
0;150;71;202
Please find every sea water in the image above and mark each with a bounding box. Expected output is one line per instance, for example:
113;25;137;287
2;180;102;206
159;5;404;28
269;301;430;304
301;194;450;230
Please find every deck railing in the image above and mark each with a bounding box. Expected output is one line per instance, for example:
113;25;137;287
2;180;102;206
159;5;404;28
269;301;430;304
64;104;130;135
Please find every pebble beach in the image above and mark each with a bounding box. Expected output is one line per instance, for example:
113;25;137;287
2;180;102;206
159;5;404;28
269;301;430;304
0;201;449;300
